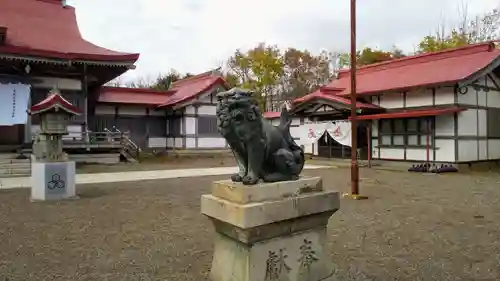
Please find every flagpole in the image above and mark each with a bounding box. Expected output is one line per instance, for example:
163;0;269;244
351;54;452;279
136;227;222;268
349;0;362;199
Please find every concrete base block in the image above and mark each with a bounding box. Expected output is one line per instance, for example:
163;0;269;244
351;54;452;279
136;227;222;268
202;177;340;281
31;161;77;201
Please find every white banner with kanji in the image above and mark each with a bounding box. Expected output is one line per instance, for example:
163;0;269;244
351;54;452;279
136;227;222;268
298;121;352;147
326;121;351;147
0;83;30;126
299;123;328;144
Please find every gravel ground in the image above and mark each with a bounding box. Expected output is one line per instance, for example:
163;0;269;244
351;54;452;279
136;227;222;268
0;165;499;280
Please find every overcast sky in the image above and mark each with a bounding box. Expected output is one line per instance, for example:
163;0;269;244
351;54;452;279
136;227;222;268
68;0;499;81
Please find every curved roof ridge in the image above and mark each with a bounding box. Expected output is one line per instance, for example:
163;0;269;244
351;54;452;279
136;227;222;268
171;68;222;88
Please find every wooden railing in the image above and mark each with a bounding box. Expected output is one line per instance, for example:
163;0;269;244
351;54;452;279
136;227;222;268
31;129;141;161
105;127;140;161
61;131;124;147
105;127;140;151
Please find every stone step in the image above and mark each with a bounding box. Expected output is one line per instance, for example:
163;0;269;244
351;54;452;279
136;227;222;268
0;159;30;165
0;168;31;176
120;149;138;163
0;173;30;178
0;163;31;169
0;157;31;177
0;153;28;160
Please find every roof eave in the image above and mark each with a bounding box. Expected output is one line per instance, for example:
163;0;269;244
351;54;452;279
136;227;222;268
293;95;381;111
338;80;462;97
352;106;467;120
0;46;139;66
30;104;81;116
97;100;163;106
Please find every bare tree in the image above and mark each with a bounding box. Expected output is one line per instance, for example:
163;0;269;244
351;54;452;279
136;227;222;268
126;75;155;88
320;48;343;79
466;5;500;43
106;77;125;87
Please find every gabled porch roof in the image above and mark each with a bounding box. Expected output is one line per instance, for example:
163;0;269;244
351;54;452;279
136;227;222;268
294;89;381;109
290;89;383;118
350;106;466;120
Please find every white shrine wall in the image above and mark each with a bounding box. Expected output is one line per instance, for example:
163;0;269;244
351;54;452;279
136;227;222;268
267;116;316;155
369;73;500;163
166;84;227;150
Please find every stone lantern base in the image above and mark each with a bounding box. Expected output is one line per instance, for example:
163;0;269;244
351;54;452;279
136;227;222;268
31;160;77;201
201;177;340;281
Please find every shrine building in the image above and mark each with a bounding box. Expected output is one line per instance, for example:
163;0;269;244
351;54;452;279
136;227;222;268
266;42;500;165
0;0;229;168
4;0;500;169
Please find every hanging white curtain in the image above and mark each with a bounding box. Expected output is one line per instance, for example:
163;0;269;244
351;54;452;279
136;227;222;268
0;83;30;126
326;121;352;147
299;123;329;145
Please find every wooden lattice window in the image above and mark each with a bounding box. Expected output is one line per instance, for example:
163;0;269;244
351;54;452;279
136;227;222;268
198;116;218;135
379;117;433;147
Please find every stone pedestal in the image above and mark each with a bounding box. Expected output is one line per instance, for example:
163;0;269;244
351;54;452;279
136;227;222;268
201;177;340;281
31;160;77;201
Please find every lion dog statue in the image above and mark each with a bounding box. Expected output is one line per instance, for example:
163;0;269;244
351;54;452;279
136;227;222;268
216;88;305;185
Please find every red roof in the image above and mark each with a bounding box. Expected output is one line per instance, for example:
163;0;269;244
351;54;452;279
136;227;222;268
328;42;500;96
0;0;139;62
293;89;381;109
31;91;81;115
263;112;281;119
351;106;466;120
99;87;175;105
158;72;228;107
98;71;228;107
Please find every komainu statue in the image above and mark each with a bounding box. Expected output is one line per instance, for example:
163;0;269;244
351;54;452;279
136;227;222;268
216;88;305;185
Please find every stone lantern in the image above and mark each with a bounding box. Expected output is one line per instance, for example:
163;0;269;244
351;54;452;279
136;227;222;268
29;88;81;201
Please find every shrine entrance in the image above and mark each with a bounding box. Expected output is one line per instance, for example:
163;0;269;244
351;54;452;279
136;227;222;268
317;125;369;159
291;94;380;161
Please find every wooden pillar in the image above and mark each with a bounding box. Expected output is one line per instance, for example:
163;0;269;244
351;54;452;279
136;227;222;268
426;117;431;169
172;110;176;152
82;64;89;134
367;121;372;168
145;108;150;145
82;64;90;151
24;91;32;145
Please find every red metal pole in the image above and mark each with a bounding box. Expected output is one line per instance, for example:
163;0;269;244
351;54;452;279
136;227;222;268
350;0;359;195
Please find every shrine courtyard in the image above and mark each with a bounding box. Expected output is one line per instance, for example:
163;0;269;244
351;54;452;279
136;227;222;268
0;163;499;280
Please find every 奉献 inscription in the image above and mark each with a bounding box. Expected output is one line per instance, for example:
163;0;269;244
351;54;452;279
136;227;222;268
265;249;291;281
297;238;319;280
